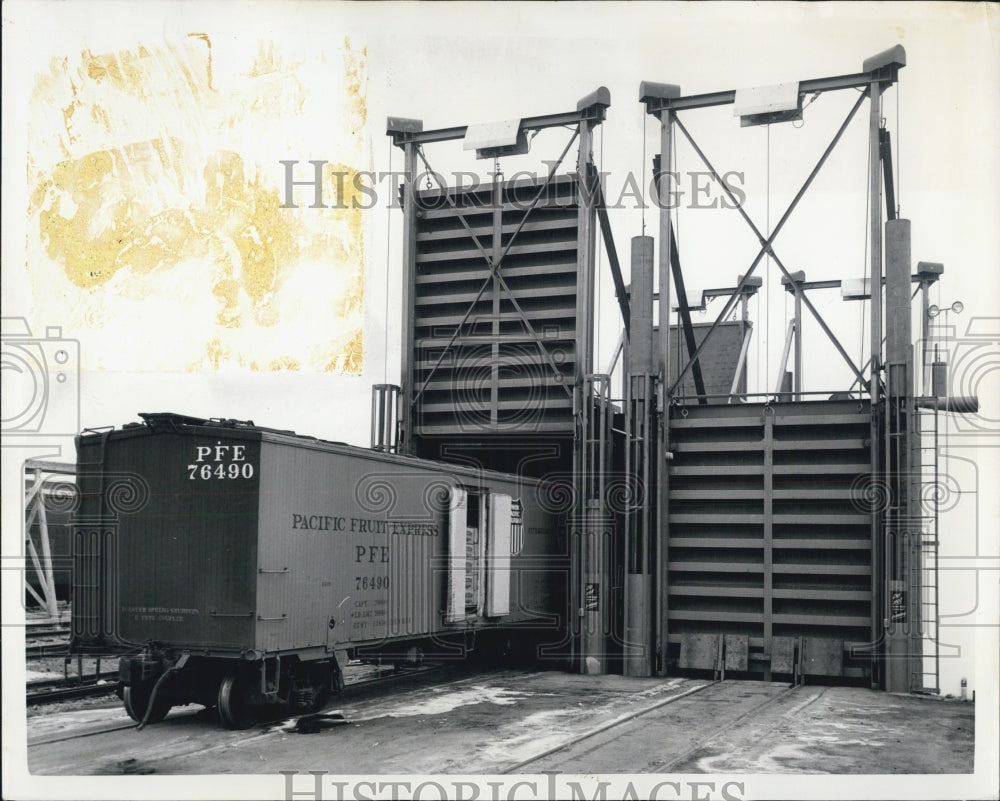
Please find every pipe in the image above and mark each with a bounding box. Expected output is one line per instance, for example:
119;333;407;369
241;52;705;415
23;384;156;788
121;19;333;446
915;396;980;414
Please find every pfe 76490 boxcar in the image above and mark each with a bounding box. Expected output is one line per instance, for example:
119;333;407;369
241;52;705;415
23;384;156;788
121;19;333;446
72;413;567;727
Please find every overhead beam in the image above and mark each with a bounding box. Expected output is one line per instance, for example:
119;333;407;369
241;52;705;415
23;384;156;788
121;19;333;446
388;87;610;147
640;47;904;115
782;273;938;295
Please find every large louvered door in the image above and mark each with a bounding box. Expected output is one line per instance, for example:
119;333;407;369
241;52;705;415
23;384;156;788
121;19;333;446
666;399;875;681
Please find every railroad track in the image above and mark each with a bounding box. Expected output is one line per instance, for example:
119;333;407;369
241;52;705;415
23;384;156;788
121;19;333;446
26;641;71;658
27;672;120;706
27;661;466;746
24;623;71;658
500;679;802;773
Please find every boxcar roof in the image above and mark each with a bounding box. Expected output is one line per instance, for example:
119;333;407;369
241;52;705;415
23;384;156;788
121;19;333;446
79;412;545;487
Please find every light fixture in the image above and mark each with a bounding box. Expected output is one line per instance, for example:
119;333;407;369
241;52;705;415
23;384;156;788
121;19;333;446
463;119;530;160
734;82;803;127
928;300;964;319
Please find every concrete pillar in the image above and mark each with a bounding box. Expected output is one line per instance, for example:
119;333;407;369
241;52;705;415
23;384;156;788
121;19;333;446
884;218;921;693
885;219;912;394
625;235;655;677
630;236;655;373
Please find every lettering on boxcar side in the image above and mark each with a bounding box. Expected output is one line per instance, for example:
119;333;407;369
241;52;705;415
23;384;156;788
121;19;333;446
288;513;439;538
122;605;200;622
187;441;253;480
290;514;348;531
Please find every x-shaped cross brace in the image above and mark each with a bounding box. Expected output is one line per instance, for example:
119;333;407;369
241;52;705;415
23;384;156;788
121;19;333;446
664;88;871;398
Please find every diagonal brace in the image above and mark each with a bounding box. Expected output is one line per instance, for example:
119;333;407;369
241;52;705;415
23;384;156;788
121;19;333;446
667;89;869;397
590;166;632;340
675;113;868;389
667;219;708;402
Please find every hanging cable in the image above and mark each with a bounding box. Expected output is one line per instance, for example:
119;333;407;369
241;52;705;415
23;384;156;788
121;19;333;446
860;118;870;375
641;107;647;235
896;78;903;219
765;124;771;393
597;124;603;365
384;136;392;384
781;113;788;360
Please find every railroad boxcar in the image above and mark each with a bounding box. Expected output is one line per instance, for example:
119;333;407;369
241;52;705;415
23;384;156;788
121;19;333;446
71;413;568;727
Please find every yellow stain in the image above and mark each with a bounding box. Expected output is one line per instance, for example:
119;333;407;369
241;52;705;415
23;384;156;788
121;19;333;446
29;38;367;374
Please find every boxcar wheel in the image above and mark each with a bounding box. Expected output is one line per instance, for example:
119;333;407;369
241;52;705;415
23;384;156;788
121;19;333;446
218;668;256;729
123;684;171;724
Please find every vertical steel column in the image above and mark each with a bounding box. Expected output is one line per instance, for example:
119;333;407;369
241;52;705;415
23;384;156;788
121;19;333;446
866;79;885;685
656;108;675;676
490;169;503;427
574;120;597;387
625;236;656;677
869;82;884;391
793;285;803;399
580;374;612;674
780;270;805;398
573;111;601;673
921;280;932;396
762;407;774;681
398;135;421;456
932;405;940;691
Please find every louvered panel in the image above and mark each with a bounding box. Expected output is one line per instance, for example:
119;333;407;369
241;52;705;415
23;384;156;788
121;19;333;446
667;399;873;681
411;176;580;441
415;261;577;285
416;239;575;265
415;215;578;244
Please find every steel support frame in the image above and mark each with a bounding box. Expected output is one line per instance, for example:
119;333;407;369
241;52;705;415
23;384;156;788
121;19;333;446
24;460;75;621
392;91;618;674
388;90;610;455
641;48;904;685
407;130;580;410
660;90;870;398
642;52;903;402
639;51;904;115
386;88;611;148
593;170;632;340
397;137;420;454
576;374;614;674
571;106;608;674
867;78;887;688
654;104;675;676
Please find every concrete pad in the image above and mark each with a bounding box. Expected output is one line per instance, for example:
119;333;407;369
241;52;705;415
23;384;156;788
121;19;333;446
27;669;974;776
